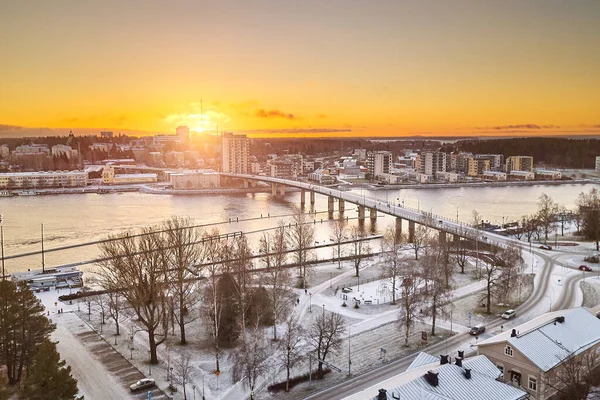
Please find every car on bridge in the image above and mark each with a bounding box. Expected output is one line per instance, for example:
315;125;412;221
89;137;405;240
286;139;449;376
579;265;593;272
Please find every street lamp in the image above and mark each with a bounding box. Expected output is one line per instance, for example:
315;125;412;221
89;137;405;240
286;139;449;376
192;385;196;400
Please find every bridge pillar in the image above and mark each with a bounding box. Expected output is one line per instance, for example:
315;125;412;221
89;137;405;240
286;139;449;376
243;179;249;189
328;196;335;213
278;185;286;196
339;199;345;213
408;220;415;243
310;191;315;205
358;205;365;221
438;231;446;244
395;217;402;242
369;208;377;221
271;183;277;196
300;189;306;206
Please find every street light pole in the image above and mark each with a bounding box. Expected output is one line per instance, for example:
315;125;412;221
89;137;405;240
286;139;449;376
309;293;312;313
348;326;351;376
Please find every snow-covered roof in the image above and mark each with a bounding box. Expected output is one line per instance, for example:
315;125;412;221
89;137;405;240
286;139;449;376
378;355;527;400
344;354;527;400
478;307;600;372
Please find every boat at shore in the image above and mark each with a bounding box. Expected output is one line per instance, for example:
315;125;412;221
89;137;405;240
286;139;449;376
16;190;38;196
0;190;14;197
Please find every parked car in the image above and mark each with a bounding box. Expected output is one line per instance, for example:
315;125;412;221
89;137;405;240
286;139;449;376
539;245;552;250
501;309;517;319
130;378;156;392
579;265;593;272
469;324;486;336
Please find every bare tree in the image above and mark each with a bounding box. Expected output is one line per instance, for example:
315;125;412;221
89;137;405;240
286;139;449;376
571;207;582;234
381;227;406;305
331;219;347;269
406;216;431;260
107;291;125;336
231;234;254;332
163;216;202;345
537;193;559;241
172;354;195;400
203;229;225;372
309;312;345;374
543;351;600;400
96;228;169;364
495;242;524;304
421;239;452;336
230;320;271;400
278;315;306;392
287;211;315;288
92;293;109;325
578;189;600;250
398;263;422;347
264;222;293;340
349;226;371;277
481;245;502;314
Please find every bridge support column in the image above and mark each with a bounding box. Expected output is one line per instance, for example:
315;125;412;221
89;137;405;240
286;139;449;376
310;191;315;205
408;221;415;243
395;217;403;242
339;199;345;213
370;208;377;221
358;205;365;221
271;183;277;196
300;189;306;206
438;231;446;244
243;179;249;189
278;185;286;196
328;196;335;213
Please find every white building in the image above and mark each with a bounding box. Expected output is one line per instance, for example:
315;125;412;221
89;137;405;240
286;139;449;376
596;156;600;171
308;168;336;184
0;171;88;189
418;152;447;178
102;165;157;185
89;143;112;152
408;172;433;183
51;144;78;159
509;170;535;180
170;170;220;190
221;133;249;174
15;144;49;154
483;171;508;181
436;171;461;182
535;169;561;180
0;145;10;159
367;151;393;179
353;148;367;160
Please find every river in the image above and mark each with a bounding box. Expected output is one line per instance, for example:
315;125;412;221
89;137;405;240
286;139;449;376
1;182;598;273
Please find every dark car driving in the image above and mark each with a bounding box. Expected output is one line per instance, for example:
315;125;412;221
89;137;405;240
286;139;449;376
469;324;486;336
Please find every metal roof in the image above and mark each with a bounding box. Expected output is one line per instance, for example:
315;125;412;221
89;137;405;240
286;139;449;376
407;352;439;371
378;355;527;400
505;307;600;372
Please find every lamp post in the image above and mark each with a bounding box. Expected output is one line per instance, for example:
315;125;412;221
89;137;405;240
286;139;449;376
347;326;352;376
309;293;312;313
192;385;196;400
322;304;325;319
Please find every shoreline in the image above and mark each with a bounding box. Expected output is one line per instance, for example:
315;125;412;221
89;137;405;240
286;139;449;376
0;178;597;197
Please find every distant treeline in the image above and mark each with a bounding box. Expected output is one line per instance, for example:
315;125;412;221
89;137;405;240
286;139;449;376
443;137;600;169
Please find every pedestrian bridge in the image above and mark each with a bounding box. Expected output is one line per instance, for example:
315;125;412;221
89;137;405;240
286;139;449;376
220;172;508;245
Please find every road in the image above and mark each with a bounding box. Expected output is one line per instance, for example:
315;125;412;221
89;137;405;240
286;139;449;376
304;245;589;400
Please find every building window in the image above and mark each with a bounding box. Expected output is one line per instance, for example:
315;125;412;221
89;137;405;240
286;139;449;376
528;376;537;392
504;345;514;357
497;365;504;375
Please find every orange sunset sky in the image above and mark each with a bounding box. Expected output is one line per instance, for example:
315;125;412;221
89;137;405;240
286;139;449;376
1;0;599;138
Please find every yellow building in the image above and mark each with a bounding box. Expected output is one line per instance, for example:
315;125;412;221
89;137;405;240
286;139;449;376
102;165;157;185
505;156;534;172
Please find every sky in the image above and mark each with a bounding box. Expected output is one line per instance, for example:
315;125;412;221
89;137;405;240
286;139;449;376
1;0;599;138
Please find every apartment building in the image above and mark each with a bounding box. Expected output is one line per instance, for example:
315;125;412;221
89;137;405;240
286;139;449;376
466;157;490;177
0;171;88;189
506;156;534;172
367;151;393;179
170;170;220;189
221;133;249;174
418;151;447;178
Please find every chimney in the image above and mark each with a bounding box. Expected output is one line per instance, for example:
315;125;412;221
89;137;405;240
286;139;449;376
440;354;449;365
377;389;387;400
511;329;517;338
464;368;472;379
455;357;463;367
425;370;439;387
457;350;464;359
556;316;565;323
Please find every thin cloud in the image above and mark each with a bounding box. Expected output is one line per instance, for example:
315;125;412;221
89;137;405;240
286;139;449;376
254;109;296;120
237;128;356;135
0;124;23;131
476;124;560;130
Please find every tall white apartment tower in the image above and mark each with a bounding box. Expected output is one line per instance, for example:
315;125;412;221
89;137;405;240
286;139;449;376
221;133;249;173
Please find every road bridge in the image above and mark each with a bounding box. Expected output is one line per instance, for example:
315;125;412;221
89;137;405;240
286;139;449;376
219;172;509;246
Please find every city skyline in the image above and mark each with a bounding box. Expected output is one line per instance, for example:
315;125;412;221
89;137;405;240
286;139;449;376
1;0;599;138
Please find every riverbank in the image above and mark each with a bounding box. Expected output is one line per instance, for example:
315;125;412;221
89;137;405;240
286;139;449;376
365;178;596;190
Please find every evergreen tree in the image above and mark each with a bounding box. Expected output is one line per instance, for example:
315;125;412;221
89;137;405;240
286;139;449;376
23;339;78;400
